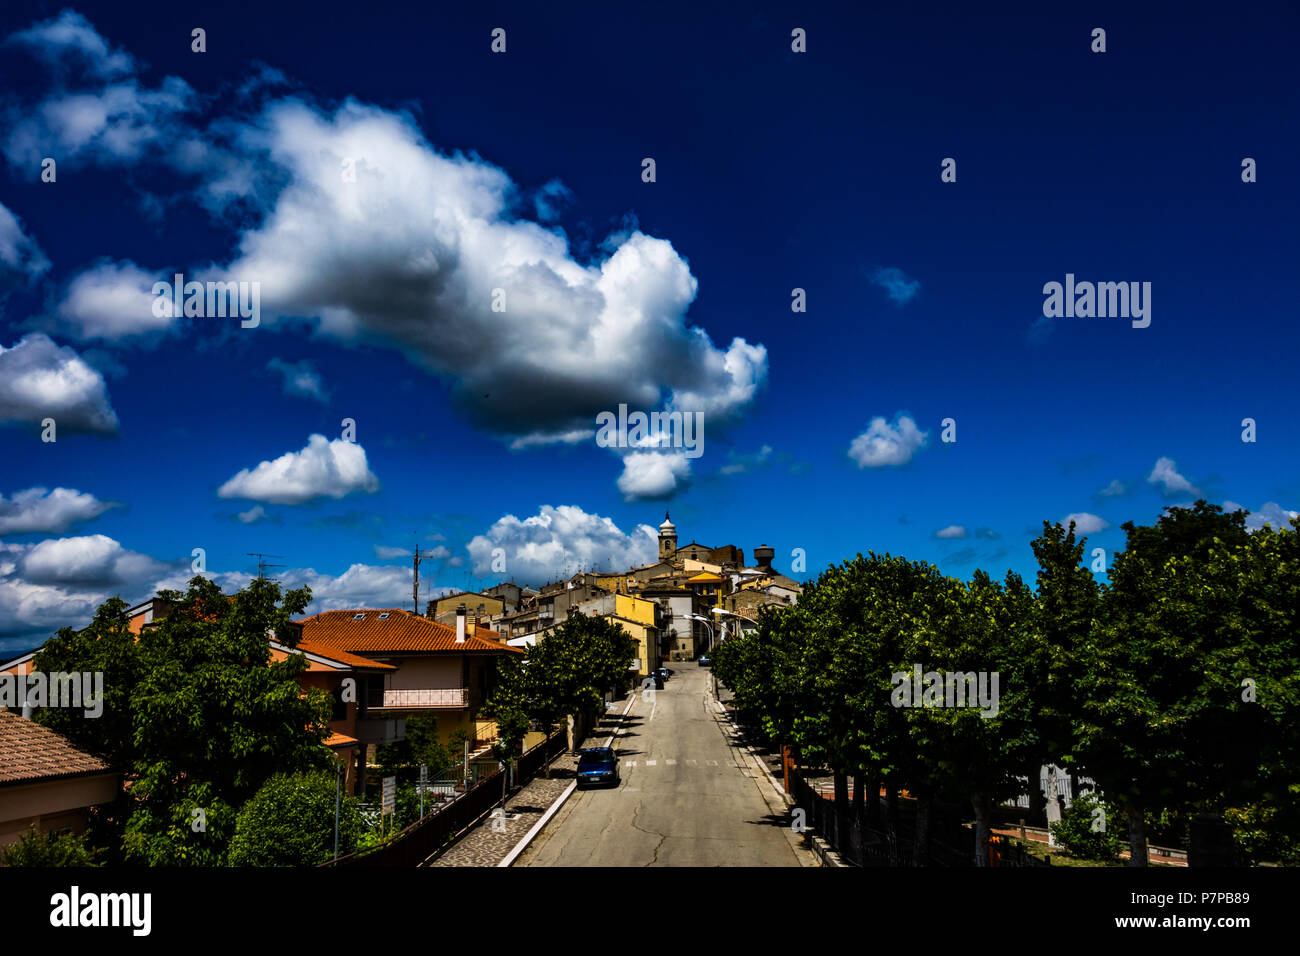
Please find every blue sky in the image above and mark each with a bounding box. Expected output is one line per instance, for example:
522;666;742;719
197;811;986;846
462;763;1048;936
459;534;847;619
2;1;1298;653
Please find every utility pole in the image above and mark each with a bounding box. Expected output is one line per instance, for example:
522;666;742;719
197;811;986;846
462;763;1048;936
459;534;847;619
412;544;422;615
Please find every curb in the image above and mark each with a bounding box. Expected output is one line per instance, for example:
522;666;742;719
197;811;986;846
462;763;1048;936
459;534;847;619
497;692;639;867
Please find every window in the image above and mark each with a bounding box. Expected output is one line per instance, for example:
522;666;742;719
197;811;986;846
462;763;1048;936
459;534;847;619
378;612;390;620
353;613;366;620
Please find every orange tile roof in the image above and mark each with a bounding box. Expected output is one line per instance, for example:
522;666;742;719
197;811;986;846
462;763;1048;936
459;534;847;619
324;732;358;748
293;637;395;670
0;711;115;786
295;609;522;655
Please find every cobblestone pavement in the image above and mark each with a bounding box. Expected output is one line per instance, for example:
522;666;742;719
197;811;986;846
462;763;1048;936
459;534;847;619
428;705;633;867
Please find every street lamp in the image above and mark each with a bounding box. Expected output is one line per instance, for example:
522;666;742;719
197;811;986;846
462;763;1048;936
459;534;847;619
684;613;713;654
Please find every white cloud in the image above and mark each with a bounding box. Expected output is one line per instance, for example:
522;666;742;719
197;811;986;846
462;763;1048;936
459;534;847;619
9;10;135;78
53;259;173;340
616;451;692;501
848;414;928;468
1059;512;1110;534
509;428;593;450
266;357;328;402
217;434;379;505
16;534;168;587
207;99;767;445
0;333;119;433
2;12;195;170
374;545;411;560
1147;456;1201;497
1226;500;1298;532
0;487;114;535
935;525;967;539
0;200;49;279
236;505;266;524
1098;479;1126;497
466;505;657;584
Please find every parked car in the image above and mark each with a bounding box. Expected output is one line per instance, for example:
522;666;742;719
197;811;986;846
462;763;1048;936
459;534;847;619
655;666;670;682
644;672;664;690
576;747;620;788
698;655;711;667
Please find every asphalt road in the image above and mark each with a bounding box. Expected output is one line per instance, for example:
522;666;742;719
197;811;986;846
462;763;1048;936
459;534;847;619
517;662;815;867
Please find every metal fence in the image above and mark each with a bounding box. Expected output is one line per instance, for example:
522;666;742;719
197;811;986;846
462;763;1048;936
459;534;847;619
326;731;568;867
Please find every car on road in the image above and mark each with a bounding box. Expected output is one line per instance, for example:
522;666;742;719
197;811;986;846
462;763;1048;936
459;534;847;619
644;672;664;690
576;747;620;788
698;655;711;667
654;666;670;682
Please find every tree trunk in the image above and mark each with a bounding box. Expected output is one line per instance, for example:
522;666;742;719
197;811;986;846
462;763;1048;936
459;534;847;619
913;792;934;866
1126;802;1148;867
833;772;850;811
972;793;991;867
865;772;882;826
852;774;864;820
1189;811;1236;867
885;780;899;831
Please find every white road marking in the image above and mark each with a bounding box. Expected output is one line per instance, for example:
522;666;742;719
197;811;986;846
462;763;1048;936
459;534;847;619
666;759;677;766
646;759;658;766
708;760;718;766
686;759;697;766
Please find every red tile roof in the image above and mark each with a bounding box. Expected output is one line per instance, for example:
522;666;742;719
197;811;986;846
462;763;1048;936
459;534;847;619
295;609;522;655
0;712;115;787
292;637;395;671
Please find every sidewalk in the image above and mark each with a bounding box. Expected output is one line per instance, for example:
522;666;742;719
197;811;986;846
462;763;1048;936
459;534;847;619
427;700;635;867
427;757;578;867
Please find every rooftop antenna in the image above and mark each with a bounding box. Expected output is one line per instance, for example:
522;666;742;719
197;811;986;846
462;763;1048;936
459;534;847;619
412;539;424;615
247;553;285;579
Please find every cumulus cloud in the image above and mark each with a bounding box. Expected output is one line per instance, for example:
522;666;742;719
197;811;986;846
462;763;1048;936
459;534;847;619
1225;500;1298;532
935;525;967;539
1059;512;1110;534
616;451;692;501
205;99;767;444
0;333;119;433
0;200;50;281
1098;479;1126;497
848;414;928;468
52;259;173;340
870;266;920;305
16;534;168;587
467;505;657;584
217;434;380;505
2;11;195;169
267;357;328;402
1147;456;1201;497
0;487;115;535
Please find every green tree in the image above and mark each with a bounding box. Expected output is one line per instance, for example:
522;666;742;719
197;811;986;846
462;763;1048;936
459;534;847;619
228;770;361;866
122;576;334;865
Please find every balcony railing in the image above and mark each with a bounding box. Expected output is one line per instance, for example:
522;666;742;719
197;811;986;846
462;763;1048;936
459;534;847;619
367;687;469;709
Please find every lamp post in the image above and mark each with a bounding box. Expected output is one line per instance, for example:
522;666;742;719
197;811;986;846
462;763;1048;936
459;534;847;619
685;614;713;654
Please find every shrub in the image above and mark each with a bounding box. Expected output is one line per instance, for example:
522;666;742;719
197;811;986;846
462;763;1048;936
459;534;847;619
1049;792;1123;862
228;770;360;866
0;826;97;867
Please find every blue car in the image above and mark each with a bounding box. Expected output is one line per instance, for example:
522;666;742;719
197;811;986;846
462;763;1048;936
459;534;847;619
576;747;620;789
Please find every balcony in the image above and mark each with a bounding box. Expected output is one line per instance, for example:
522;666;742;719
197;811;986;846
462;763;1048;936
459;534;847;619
367;687;470;709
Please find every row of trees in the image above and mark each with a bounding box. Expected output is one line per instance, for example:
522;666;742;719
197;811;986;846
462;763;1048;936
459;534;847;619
484;611;637;765
712;502;1300;866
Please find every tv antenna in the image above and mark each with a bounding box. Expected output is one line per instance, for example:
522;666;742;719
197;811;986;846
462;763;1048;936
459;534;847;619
247;553;285;579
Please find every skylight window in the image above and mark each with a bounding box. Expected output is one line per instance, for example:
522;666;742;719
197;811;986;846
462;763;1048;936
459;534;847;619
378;613;390;620
353;613;366;621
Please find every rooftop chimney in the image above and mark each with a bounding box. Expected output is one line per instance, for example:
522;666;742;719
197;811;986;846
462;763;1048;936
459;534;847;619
455;603;466;643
